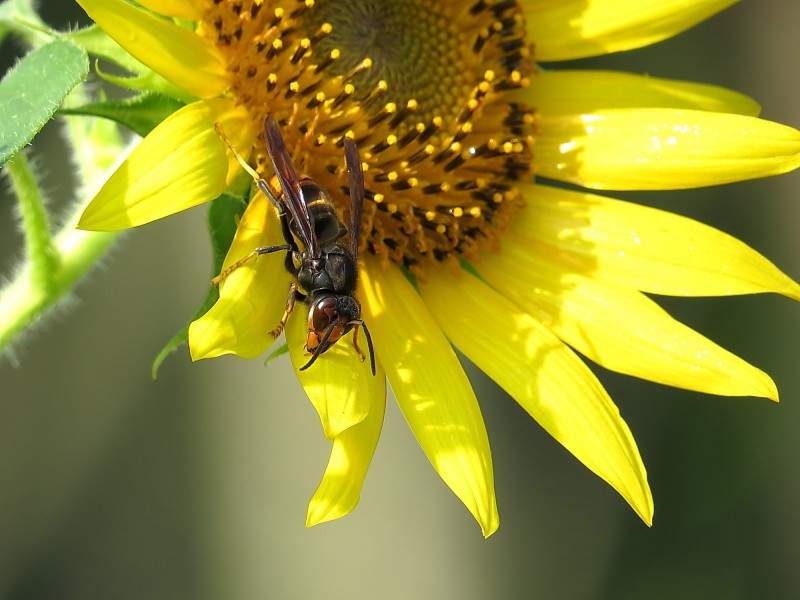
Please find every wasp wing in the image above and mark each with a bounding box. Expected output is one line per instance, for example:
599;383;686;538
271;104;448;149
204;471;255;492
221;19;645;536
264;115;321;257
343;137;365;263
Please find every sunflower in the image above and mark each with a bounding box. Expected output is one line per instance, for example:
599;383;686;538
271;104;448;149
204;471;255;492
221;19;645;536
75;0;800;538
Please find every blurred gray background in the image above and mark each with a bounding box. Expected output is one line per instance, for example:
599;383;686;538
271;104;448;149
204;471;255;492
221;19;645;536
1;2;799;599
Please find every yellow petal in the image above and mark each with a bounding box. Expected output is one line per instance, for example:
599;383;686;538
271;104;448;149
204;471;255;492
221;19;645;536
524;70;759;117
75;0;228;98
524;0;736;61
287;307;378;439
536;108;800;190
135;0;203;20
360;258;499;537
79;98;254;231
420;267;653;525
306;366;386;527
477;253;778;401
515;184;800;300
189;193;291;360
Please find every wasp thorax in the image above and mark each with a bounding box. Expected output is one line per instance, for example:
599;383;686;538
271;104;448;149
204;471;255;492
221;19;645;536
203;0;536;269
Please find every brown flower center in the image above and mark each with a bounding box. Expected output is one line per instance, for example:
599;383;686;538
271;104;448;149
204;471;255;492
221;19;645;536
202;0;535;268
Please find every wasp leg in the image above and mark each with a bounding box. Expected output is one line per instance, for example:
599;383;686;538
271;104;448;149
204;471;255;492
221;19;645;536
214;122;285;210
271;282;301;338
215;122;261;183
351;325;366;362
211;243;291;287
350;320;376;376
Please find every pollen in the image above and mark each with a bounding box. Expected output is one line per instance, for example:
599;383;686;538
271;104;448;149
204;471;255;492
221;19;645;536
202;0;535;268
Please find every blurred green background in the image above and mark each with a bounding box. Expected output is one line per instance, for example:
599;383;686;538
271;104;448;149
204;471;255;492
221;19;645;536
2;2;799;599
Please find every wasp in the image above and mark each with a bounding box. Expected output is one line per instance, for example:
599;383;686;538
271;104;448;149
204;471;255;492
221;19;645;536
214;116;376;375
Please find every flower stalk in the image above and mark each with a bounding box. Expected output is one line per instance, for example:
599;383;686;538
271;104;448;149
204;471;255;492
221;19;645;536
0;96;125;353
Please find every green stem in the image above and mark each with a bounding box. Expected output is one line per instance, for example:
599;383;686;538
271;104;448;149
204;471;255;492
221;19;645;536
0;205;118;350
0;93;125;352
6;153;59;294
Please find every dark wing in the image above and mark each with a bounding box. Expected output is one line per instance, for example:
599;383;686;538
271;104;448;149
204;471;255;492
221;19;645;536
263;115;320;257
343;137;365;262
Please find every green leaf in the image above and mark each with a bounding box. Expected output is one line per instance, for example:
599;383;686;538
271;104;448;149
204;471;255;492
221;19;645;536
0;39;88;166
264;343;289;366
59;92;184;137
151;191;248;379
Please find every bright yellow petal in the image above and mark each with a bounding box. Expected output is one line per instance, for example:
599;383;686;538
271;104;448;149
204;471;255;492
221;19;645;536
524;0;736;61
189;193;291;360
306;365;387;527
524;70;759;117
78;98;254;231
75;0;228;98
360;258;499;537
287;308;378;439
136;0;203;20
420;267;653;525
515;184;800;300
536;108;800;190
477;253;778;401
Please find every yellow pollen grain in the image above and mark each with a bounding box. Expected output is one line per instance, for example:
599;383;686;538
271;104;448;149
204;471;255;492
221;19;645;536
468;207;482;217
407;177;418;187
386;134;397;145
484;70;495;82
374;193;384;204
387;203;398;213
435;224;446;234
272;39;283;50
452;207;464;217
425;211;436;221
